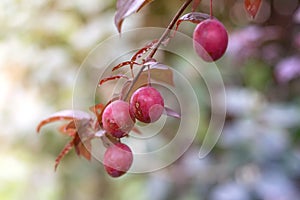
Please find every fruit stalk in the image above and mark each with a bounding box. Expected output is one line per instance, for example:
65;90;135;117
210;0;213;18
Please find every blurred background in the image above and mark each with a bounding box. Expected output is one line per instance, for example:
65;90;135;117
1;0;300;199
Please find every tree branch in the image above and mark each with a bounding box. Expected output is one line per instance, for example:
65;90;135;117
122;0;193;101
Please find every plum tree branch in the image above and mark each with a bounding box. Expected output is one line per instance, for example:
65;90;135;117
148;0;193;58
122;0;193;101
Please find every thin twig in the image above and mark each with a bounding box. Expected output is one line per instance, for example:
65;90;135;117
148;0;193;58
123;65;147;101
122;0;192;101
210;0;213;18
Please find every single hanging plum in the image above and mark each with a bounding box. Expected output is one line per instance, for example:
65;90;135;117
130;86;164;123
193;18;228;62
102;100;135;138
103;143;133;177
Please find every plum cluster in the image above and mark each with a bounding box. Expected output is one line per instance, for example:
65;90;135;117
102;86;164;177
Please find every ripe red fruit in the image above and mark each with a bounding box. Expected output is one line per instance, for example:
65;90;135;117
103;143;133;178
102;100;135;138
193;19;228;62
130;86;164;123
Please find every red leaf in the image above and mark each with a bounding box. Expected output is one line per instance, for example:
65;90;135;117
37;110;91;133
98;74;129;85
65;121;76;130
164;107;181;119
97;98;119;126
58;122;76;136
176;12;210;30
244;0;262;19
115;0;154;33
89;103;104;116
172;12;210;38
57;120;97;170
76;119;97;141
192;0;201;12
73;133;82;151
75;140;92;161
131;39;158;63
112;61;140;71
54;138;75;171
89;103;105;125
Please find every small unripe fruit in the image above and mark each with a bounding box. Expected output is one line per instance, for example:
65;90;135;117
193;19;228;62
103;143;133;178
130;86;164;123
102;100;135;138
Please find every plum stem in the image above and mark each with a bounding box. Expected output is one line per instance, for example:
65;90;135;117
210;0;213;18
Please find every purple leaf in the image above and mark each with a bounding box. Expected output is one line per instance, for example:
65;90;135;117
115;0;154;33
164;107;181;119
